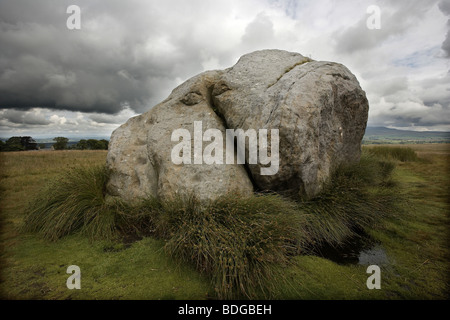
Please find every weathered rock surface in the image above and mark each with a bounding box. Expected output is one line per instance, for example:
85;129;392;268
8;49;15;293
106;70;254;202
212;50;369;197
106;49;369;202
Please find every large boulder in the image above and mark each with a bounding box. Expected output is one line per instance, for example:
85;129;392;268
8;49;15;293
106;70;254;202
212;50;369;197
106;49;369;202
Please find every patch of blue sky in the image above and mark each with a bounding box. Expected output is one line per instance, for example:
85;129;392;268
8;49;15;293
268;0;305;20
392;46;441;69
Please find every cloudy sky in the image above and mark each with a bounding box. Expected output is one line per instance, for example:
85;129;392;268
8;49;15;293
0;0;449;138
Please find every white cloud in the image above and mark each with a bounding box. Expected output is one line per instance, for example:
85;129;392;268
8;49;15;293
0;0;449;138
0;107;138;138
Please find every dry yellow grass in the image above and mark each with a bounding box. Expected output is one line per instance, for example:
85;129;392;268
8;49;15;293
0;149;211;299
0;150;108;243
1;145;448;299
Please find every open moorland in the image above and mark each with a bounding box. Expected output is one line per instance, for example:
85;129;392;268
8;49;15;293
0;144;448;299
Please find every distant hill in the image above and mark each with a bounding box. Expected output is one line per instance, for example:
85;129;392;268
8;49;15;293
38;141;80;150
0;137;110;151
2;130;448;147
363;127;450;144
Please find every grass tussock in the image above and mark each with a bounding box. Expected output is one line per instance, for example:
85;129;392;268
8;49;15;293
23;165;116;241
299;150;401;248
23;148;404;299
147;194;305;299
366;146;420;162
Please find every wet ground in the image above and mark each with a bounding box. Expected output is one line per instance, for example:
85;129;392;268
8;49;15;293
312;230;389;266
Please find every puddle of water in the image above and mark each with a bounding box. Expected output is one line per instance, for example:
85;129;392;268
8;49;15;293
358;244;389;266
310;230;389;266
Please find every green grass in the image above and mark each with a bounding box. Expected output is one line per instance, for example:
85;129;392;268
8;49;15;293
365;146;420;162
0;151;211;299
297;151;399;247
18;149;404;299
1;234;211;300
1;145;448;299
23;165;116;241
151;194;307;299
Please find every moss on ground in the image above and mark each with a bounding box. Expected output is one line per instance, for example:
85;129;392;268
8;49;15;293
0;145;448;299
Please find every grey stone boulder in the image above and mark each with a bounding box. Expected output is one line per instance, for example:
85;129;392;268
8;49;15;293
106;70;254;202
212;49;369;198
106;49;369;202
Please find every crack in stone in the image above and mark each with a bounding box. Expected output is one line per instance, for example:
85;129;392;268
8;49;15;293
207;83;260;192
267;57;313;89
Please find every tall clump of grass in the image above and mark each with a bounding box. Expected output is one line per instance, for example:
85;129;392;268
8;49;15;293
299;149;401;248
22;147;404;299
145;193;306;299
137;148;402;299
23;165;117;241
366;146;419;162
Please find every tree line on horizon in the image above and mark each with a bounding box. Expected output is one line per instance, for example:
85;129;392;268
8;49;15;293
0;136;109;152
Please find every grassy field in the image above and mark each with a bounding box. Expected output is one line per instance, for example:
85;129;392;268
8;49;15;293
0;146;448;299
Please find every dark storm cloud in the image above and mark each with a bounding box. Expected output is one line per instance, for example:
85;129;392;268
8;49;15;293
0;0;214;114
418;73;450;107
439;0;450;15
1;0;449;134
371;111;450;128
333;0;437;54
1;108;50;125
439;0;450;57
368;71;450;129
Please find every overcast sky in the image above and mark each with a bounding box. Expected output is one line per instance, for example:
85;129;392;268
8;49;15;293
1;0;449;138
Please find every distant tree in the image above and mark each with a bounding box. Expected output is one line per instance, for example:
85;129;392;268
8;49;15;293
88;139;109;150
5;137;25;151
38;143;46;149
72;139;88;150
0;136;39;151
53;137;69;150
86;139;99;150
20;136;38;150
99;139;109;150
71;139;108;150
